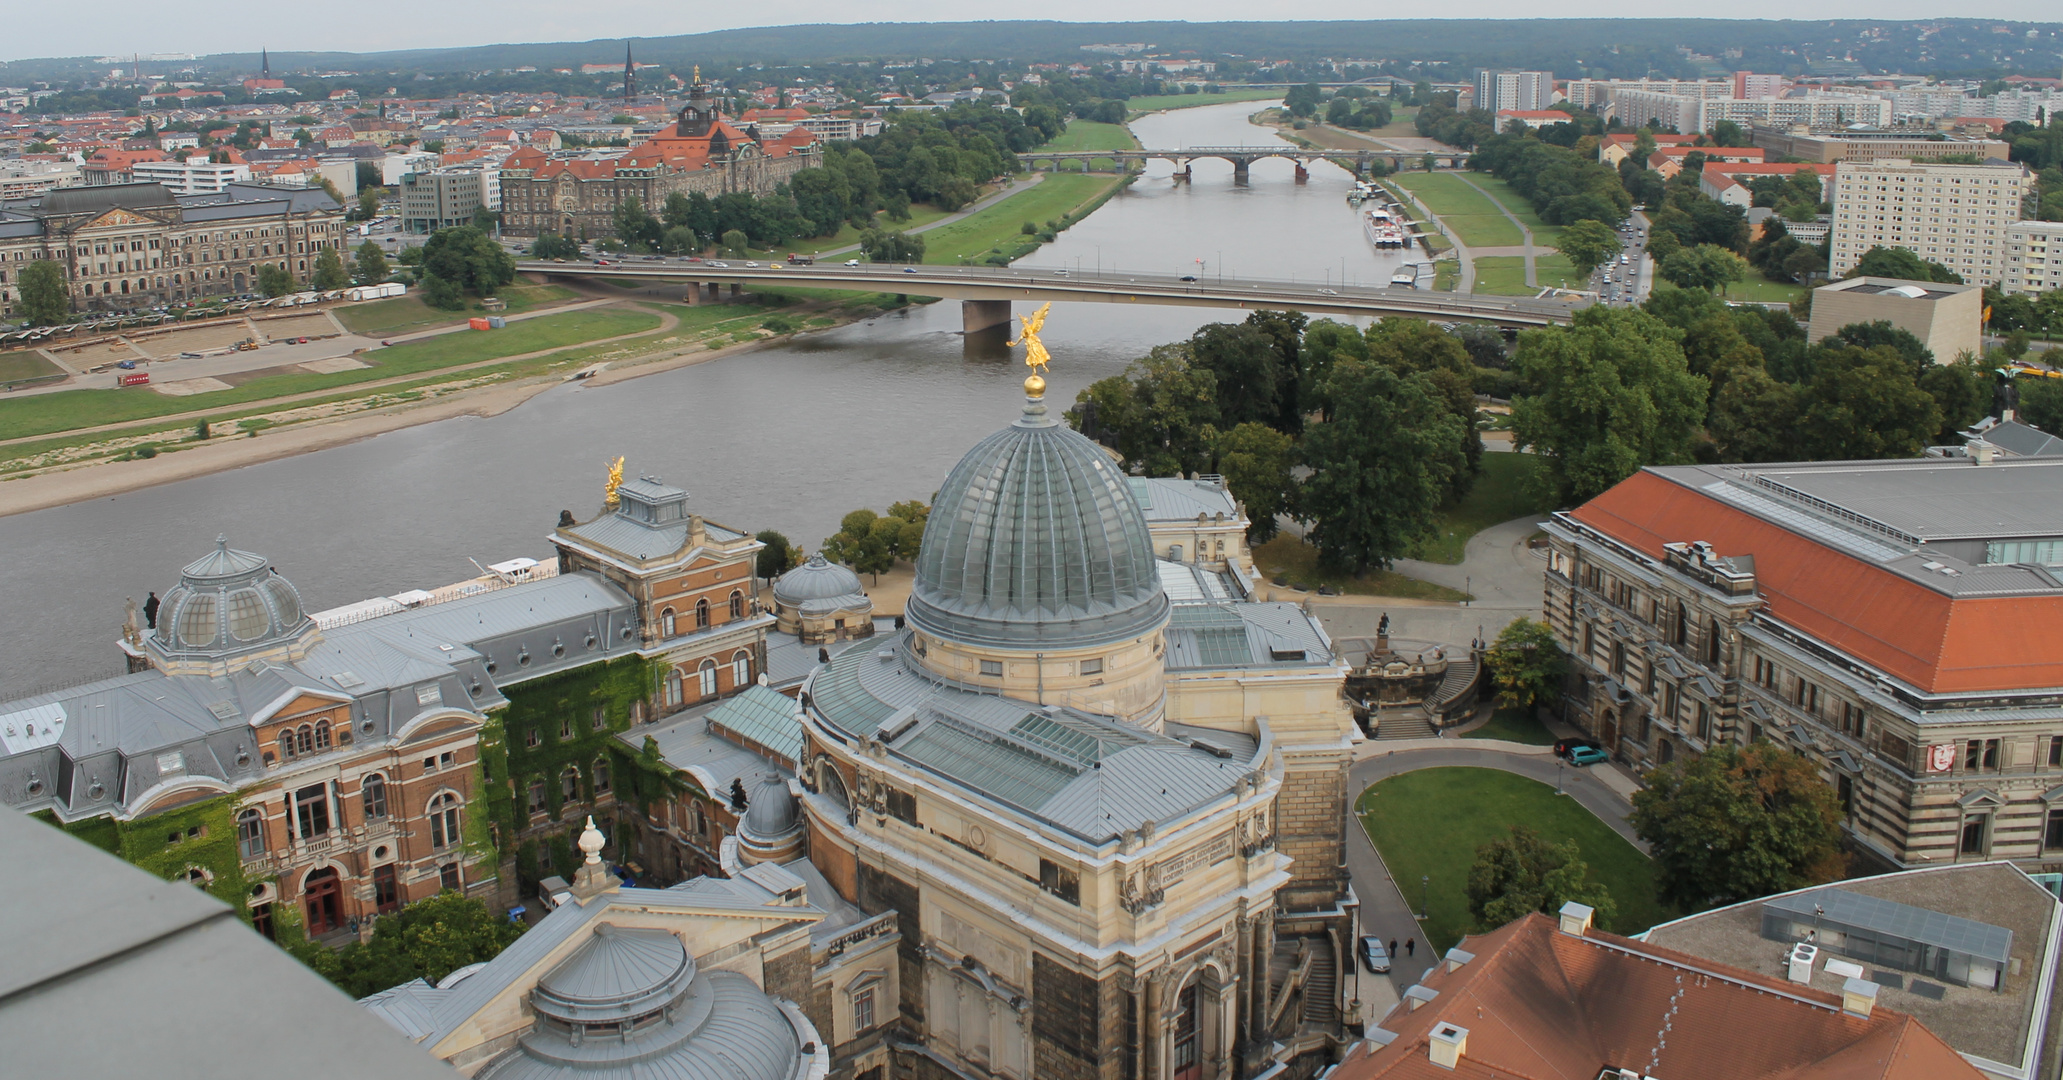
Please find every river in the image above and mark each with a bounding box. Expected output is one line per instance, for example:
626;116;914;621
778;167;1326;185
0;100;1420;691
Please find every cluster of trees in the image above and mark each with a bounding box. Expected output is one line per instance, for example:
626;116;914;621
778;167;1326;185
1283;81;1395;128
1631;743;1847;910
1472;133;1632;227
411;225;517;309
285;891;525;999
1073;311;1484;571
821;503;930;581
1466;825;1618;932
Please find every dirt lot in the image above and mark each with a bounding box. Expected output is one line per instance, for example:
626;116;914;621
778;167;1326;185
255;312;339;341
131;321;257;355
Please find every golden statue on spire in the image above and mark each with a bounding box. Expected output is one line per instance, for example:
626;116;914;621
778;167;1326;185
604;456;626;507
1010;302;1053;396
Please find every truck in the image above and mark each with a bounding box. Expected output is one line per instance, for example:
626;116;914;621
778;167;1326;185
343;283;407;302
787;253;815;264
116;372;151;387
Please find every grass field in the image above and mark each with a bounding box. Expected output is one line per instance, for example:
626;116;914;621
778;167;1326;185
0;350;62;384
332;282;578;337
1722;271;1807;304
1041;120;1139;156
1391;174;1523;248
0;309;658;442
1460;706;1557;745
756;203;958;261
1463;176;1563;249
1357;767;1666;951
1252;535;1471;602
1409;453;1552;564
1127;89;1282;112
920;174;1124;265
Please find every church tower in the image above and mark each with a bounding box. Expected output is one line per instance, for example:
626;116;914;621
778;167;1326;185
260;47;269;77
622;42;635;101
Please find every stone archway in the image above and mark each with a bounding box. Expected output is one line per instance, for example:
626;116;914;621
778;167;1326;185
232;271;247;293
1599;708;1619;750
303;866;342;934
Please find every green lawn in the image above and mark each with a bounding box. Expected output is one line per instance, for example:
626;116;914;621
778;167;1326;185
1471;257;1532;295
1252;535;1471;602
920;174;1124;265
1464;176;1563;249
1460;706;1556;745
0;349;62;385
753;202;957;261
1127;88;1283;112
1391;174;1523;248
1409;453;1552;564
1357;767;1666;951
0;308;658;442
333;282;578;337
1722;271;1807;304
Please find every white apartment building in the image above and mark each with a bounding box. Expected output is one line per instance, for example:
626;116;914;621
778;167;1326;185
1965;89;2063;124
1475;70;1553;113
1615;89;1892;134
0;159;80;200
1563;79;1733;110
1829;159;2037;285
2002;221;2063;297
129;159;253;195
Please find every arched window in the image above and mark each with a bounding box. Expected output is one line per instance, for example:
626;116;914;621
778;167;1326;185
731;650;751;688
698;660;718;698
236;808;266;859
666;672;683;707
277;731;296;760
428;793;461;849
362;774;388;821
661;607;676;637
695;598;710;628
729;590;744;619
561;765;581;802
313;719;332;751
295;726;313;755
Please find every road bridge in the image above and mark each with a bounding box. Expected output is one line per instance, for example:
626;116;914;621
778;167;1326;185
518;260;1579;333
1015;146;1468;179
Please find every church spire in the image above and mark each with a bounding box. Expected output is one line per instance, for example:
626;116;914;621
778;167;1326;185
623;42;635;101
260;47;269;76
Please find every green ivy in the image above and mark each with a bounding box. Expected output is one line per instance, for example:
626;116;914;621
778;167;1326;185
34;794;249;924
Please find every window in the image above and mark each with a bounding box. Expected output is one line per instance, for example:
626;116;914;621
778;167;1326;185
293;784;330;840
528;780;548;815
1966;738;2000;772
560;717;572;739
429;792;461;849
440;862;461;891
1611;641;1626;677
1673;603;1688;646
1038;858;1081;905
373;863;399;913
525;727;540;748
853;986;876;1032
593;707;606;730
561;765;581;802
1705;620;1722;665
662;608;676;637
698;660;718;698
594;759;612;794
732;651;750;688
2050;736;2063;768
295;725;313;755
1081;658;1104;676
1961;814;1989;856
730;590;744;619
980;659;1003;677
236;808;266;858
362;774;388;821
2047;809;2063;851
1839;703;1866;740
1694;701;1711;741
278;731;296;760
666;672;683;706
886;788;918;825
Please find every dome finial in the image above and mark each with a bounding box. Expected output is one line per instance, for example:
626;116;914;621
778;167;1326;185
1010;302;1052;401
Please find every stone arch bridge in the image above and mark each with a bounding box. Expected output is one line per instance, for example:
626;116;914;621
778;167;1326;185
1014;146;1469;180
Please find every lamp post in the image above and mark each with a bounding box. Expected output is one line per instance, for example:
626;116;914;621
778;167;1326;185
1420;875;1430;920
1556;756;1565;795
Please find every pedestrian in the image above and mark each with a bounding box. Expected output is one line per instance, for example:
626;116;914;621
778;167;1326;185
1389;939;1398;958
1405;938;1415;957
143;591;160;630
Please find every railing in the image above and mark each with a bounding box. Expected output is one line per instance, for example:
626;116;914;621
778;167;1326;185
818;911;898;959
1266;940;1315;1032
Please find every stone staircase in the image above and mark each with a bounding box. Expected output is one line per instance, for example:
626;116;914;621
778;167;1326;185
1426;655;1482;721
1300;951;1337;1025
1374;709;1435;740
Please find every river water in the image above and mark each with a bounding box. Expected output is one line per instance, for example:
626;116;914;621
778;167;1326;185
0;100;1419;691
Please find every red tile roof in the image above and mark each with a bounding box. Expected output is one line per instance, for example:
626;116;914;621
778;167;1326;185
1569;470;2063;694
1336;914;1980;1080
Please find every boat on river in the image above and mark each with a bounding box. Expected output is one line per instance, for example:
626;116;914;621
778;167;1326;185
1363;206;1408;249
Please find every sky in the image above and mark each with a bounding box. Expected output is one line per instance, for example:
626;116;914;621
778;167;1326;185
4;2;2059;63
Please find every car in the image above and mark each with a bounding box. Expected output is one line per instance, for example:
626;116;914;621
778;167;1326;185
846;259;861;267
179;351;202;359
1359;936;1391;974
1180;274;1198;282
686;257;704;264
709;260;729;268
744;261;760;268
1568;746;1611;767
116;359;137;369
295;336;310;344
902;266;917;274
1554;738;1604;761
1319;288;1338;295
1053;268;1068;275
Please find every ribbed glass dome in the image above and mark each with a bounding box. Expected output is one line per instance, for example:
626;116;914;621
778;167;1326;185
150;536;315;664
907;391;1167;649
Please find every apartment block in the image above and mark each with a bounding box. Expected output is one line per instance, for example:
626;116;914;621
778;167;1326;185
1615;90;1891;134
398;169;485;233
1474;69;1553;113
1751;124;2011;165
2002;221;2063;298
130;159;253;196
1829;159;2036;285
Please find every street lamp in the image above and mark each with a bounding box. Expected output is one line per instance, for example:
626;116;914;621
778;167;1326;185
1556;756;1565;795
1420;875;1430;920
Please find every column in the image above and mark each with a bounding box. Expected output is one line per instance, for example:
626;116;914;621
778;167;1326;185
962;299;1011;334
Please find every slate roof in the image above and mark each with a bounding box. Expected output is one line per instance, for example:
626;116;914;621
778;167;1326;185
1127;476;1241;523
1164;601;1335;670
706;684;804;764
626;702;789;799
804;633;1258;844
1337;913;1982;1080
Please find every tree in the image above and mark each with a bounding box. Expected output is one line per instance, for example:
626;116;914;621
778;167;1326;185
610;196;660;250
1484;618;1565;710
1630;742;1846;912
1070;344;1219;477
1212;422;1296;544
17;260;68;326
1659;245;1748;294
421;226;515;297
352;240;390;285
1511;307;1709;505
1790;345;1944;460
1466;826;1617;932
255;264;295;297
754;530;795;585
1189;322;1287;431
470;205;499;233
287;891;525;999
530;233;580;261
1707;363;1799;462
311;248;350;291
858;228;925;263
1555;219;1622;278
418;269;463;310
1298;362;1466;572
1847;245;1962;284
720;228;751;256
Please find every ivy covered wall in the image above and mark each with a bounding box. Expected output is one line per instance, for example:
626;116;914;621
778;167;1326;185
35;793;251;925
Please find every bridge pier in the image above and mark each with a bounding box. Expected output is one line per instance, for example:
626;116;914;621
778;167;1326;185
1231;158;1251;184
1294;162;1310;183
1175;163;1191;183
681;281;699;304
962;299;1012;334
729;283;741;299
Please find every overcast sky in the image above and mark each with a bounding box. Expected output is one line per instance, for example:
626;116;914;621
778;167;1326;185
4;3;2058;64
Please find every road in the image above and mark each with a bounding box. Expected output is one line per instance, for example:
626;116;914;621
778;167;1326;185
524;260;1583;328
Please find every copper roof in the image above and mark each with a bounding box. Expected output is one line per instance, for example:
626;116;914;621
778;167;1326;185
1338;914;1981;1080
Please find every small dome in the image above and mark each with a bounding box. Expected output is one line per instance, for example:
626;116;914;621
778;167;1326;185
908;391;1167;649
773;553;865;606
533;926;694;1025
739;774;799;841
150;536;315;665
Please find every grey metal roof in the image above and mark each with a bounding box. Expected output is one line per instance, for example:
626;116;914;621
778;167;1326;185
532;925;692;1022
1984;420;2063;459
1767;886;2013;964
36;182;177;216
906;392;1169;650
772;553;867;609
707;684;804;764
0;808;454;1080
762;624;884;690
1164;602;1334;670
1158;560;1239;603
1127;476;1240;523
805;633;1258;844
627;704;789;798
740;774;800;839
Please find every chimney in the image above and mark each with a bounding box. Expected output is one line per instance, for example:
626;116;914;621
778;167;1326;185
1429;1023;1469;1070
1971;439;1996;465
1841;977;1879;1018
1559;901;1595;937
1444;948;1476;974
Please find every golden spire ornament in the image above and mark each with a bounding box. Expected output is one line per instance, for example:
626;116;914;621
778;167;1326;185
603;456;626;507
1010;302;1053;396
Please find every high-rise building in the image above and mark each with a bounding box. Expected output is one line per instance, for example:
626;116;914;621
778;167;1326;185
1473;69;1553;113
2002;220;2063;297
1732;70;1785;99
1828;158;2036;284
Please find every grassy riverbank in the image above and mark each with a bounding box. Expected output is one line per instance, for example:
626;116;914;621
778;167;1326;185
332;282;579;338
1035;120;1138;171
1392;174;1523;248
921;173;1131;265
1126;88;1282;113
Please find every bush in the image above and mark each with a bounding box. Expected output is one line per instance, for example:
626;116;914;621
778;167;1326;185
760;315;800;334
1021;221;1038;235
133;445;159;459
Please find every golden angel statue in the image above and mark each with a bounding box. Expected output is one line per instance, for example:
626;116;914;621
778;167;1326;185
1010;302;1053;393
604;456;626;507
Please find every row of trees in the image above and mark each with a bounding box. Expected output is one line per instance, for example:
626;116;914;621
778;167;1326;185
820;503;930;581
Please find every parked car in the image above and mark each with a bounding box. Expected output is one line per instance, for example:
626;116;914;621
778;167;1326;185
1554;738;1603;761
116;359;137;369
1359;936;1391;974
1568;746;1610;767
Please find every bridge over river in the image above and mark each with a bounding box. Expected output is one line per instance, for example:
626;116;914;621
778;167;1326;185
1015;146;1469;178
520;260;1580;332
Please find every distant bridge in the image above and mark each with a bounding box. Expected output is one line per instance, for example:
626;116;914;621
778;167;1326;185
1015;146;1468;179
520;260;1578;332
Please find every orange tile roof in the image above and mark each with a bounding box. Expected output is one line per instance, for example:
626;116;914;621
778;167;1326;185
1337;914;1981;1080
1569;470;2063;694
